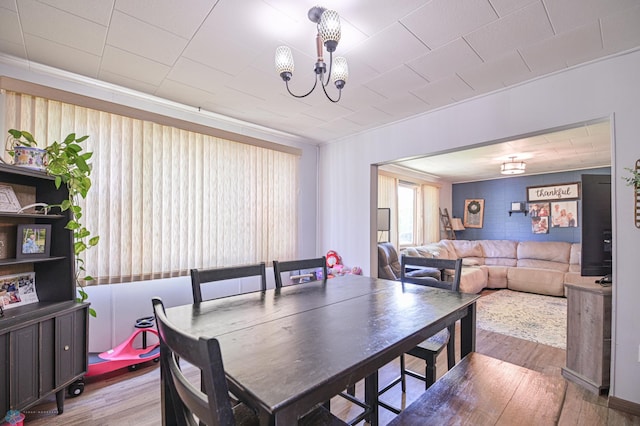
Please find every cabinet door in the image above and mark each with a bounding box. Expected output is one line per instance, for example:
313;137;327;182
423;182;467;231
56;308;87;387
10;324;39;409
0;333;8;416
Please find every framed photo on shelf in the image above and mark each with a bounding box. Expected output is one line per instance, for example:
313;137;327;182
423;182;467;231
16;224;51;259
0;184;21;212
463;199;484;228
0;272;38;310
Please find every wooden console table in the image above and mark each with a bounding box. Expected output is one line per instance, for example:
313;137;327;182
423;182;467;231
562;281;612;394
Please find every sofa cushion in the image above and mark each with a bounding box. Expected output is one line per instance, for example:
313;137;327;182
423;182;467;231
517;241;571;263
449;240;483;258
446;266;487;294
484;265;509;289
507;267;565;296
479;240;517;259
480;240;517;267
516;241;571;272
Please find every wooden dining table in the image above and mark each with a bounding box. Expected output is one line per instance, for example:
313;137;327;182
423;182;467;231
163;273;480;426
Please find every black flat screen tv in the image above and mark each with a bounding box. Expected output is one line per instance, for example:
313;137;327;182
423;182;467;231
580;174;612;277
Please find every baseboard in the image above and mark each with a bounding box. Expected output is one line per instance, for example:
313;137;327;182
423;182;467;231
609;396;640;417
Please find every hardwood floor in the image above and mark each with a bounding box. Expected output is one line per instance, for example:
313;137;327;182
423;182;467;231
23;328;640;425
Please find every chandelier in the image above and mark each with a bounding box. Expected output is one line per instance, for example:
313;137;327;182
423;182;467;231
501;157;526;175
274;6;349;103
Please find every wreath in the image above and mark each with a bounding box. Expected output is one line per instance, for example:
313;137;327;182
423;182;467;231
467;200;481;215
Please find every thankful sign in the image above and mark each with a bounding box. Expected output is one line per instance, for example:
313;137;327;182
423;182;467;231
527;182;581;202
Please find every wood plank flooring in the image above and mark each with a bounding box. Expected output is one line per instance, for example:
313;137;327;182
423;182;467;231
22;328;640;425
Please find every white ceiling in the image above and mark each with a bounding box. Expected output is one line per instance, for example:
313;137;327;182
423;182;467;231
0;0;634;180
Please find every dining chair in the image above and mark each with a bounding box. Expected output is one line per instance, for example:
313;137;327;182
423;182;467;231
152;297;259;426
153;297;349;426
377;256;463;415
191;262;267;303
272;257;328;288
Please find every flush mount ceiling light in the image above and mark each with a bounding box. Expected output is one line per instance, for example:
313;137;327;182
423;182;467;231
501;156;526;175
275;6;348;103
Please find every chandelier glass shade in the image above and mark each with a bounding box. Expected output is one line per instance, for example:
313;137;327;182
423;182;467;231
501;157;526;175
274;6;348;103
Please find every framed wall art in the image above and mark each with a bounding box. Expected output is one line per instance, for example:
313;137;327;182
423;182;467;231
526;182;580;202
463;199;484;228
16;224;51;259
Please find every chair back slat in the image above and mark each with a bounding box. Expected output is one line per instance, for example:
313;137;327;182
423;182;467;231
272;257;328;288
191;262;267;303
400;256;463;292
152;297;237;426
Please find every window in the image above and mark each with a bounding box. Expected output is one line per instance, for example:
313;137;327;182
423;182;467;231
4;90;299;284
398;183;417;246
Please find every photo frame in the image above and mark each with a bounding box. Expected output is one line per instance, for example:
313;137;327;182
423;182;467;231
16;224;51;259
531;216;550;234
0;184;21;212
551;201;578;227
0;272;38;310
463;199;484;228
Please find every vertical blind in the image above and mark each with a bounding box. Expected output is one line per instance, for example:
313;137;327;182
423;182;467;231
4;92;299;284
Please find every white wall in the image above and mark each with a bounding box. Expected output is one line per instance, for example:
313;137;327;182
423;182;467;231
319;50;640;405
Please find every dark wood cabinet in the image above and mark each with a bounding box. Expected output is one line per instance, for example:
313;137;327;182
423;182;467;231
0;163;88;416
562;282;612;394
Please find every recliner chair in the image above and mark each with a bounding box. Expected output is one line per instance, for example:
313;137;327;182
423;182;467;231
378;242;401;280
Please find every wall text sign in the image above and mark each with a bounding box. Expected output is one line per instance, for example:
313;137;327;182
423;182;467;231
527;182;581;202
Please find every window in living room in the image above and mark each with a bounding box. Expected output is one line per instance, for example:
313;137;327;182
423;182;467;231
398;182;417;246
378;169;440;249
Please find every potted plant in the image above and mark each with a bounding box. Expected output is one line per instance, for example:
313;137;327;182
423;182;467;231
623;166;640;188
5;129;47;171
7;129;99;316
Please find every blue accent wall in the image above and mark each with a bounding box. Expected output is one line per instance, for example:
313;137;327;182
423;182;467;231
452;168;610;242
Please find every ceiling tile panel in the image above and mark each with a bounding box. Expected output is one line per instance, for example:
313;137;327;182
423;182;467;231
107;11;188;66
363;65;427;98
338;0;428;35
39;0;114;25
98;69;160;95
458;51;530;92
0;8;24;51
155;79;217;108
345;23;431;75
100;45;170;86
520;22;603;73
545;0;638;33
408;38;483;82
601;5;640;53
343;106;393;126
17;0;107;55
165;57;233;94
373;93;431;117
465;1;554;61
411;75;474;105
183;18;262;76
23;34;100;77
331;85;387;112
0;40;26;59
489;0;537;17
401;0;498;49
114;0;215;39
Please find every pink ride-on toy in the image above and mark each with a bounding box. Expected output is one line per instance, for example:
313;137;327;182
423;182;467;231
67;316;160;397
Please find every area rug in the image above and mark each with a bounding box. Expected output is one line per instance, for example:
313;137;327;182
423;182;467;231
476;289;567;349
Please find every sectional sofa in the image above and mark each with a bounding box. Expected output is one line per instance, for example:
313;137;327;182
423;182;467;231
402;239;596;296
